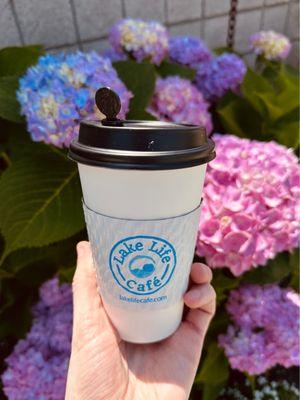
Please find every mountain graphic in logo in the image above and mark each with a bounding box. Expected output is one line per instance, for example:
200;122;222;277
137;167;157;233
129;256;156;278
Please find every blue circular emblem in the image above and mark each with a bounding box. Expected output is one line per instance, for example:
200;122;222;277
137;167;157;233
109;235;177;295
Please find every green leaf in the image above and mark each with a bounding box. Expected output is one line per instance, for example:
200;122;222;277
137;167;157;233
274;105;299;126
0;278;36;339
217;92;263;139
156;60;196;80
0;232;86;340
270;106;300;143
243;68;274;95
277;386;299;400
243;252;292;284
59;266;75;283
0;143;11;171
196;342;229;385
0;76;23;122
255;90;298;122
126;109;157;120
262;64;279;87
284;64;300;84
273;63;299;93
5;122;48;160
242;67;299;122
259;64;299;121
0;244;50;277
213;46;232;55
1;230;85;277
270;120;299;148
0;268;13;278
0;45;43;77
242;68;273;116
289;248;299;292
212;269;240;304
113;61;156;119
0;146;85;261
202;383;224;400
0;289;33;339
205;309;230;342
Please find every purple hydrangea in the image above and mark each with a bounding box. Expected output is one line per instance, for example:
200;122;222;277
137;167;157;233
109;18;169;65
2;278;72;400
219;284;300;375
17;51;132;147
249;31;291;60
148;76;213;133
169;36;212;68
101;47;128;62
197;134;300;276
195;53;246;101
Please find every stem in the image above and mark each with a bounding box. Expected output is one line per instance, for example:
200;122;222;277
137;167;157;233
0;252;7;268
254;57;264;73
1;151;11;167
246;374;256;393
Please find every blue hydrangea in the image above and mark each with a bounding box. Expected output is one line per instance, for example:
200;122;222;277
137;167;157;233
17;51;132;147
169;36;212;67
195;53;247;101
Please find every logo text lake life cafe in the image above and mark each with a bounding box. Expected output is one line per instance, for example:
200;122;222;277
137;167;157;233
109;235;177;296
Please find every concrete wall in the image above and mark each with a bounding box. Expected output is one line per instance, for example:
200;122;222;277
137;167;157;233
1;0;299;66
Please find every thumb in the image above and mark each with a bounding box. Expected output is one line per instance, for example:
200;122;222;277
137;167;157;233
71;241;113;349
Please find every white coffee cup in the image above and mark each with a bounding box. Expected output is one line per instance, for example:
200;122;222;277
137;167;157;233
69;88;215;343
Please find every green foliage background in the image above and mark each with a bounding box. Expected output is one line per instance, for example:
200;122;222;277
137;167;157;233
0;45;298;400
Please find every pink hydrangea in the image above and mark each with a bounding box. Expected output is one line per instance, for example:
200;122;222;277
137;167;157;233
219;284;300;375
197;134;300;276
148;76;213;134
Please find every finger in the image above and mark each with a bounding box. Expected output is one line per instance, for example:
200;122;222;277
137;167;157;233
72;241;112;347
183;307;214;339
172;305;215;355
73;241;99;314
183;285;216;337
184;283;216;314
190;263;213;284
167;272;216;361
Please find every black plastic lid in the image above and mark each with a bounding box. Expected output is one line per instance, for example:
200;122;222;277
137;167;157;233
69;87;215;170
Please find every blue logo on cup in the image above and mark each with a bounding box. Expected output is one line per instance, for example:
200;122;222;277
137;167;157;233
129;255;156;278
109;235;177;295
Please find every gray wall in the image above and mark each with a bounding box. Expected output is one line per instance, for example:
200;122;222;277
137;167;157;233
1;0;299;66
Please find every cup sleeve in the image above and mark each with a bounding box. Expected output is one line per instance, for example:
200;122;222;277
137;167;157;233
83;201;202;310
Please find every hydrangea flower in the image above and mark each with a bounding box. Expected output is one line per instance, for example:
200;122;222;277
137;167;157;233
101;47;128;62
148;76;212;133
197;134;300;276
109;18;168;64
249;31;291;60
219;284;300;375
220;377;300;399
195;53;246;101
169;36;212;67
17;51;132;147
2;278;72;400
